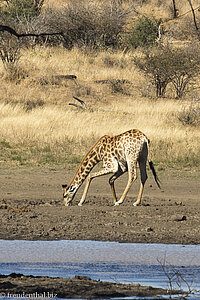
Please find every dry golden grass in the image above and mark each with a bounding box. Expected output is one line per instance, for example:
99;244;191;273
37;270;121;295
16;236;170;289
0;46;139;106
43;0;200;20
0;0;200;168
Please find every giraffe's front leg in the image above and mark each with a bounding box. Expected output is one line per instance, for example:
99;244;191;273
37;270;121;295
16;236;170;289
78;168;112;206
78;175;92;206
114;197;126;206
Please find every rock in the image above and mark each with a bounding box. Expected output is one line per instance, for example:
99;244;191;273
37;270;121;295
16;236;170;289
171;215;187;222
0;204;8;209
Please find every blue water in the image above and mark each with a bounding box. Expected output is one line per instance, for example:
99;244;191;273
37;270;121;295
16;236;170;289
1;240;199;265
0;240;200;299
0;261;199;290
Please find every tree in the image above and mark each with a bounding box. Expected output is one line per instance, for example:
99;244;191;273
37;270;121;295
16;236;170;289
172;0;178;18
134;46;200;98
134;48;173;97
187;0;200;40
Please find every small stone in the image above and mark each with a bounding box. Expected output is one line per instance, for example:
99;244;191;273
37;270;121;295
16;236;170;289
175;201;183;206
50;227;57;231
0;204;8;209
43;203;52;207
146;227;153;232
30;214;38;219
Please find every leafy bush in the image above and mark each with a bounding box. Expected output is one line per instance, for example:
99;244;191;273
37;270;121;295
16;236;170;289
0;33;31;82
0;36;24;81
134;46;200;98
127;16;162;49
0;0;44;21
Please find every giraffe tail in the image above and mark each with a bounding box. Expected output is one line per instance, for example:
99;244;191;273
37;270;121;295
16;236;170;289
149;161;161;189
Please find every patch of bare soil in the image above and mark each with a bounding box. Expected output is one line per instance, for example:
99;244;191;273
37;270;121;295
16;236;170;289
0;166;199;244
0;273;179;299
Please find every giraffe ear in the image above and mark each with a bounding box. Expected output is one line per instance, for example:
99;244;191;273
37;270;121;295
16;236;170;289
62;184;68;189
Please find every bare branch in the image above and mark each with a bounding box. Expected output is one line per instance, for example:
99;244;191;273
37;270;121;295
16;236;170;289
0;24;64;39
68;97;87;110
68;103;84;110
73;96;87;109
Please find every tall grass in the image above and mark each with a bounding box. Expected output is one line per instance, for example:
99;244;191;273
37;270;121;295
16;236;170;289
0;98;199;168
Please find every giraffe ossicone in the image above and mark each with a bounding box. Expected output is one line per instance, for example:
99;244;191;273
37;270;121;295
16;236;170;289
62;129;160;207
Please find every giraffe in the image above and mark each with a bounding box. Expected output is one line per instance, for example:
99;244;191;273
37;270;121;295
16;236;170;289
62;129;160;207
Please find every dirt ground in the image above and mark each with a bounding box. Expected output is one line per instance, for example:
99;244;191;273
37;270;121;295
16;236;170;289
0;165;199;244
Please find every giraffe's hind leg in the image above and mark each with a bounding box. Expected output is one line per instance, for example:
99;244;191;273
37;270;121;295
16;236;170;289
133;144;148;206
109;169;125;204
133;160;147;206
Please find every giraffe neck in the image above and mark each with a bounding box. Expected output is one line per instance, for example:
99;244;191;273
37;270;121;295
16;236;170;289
69;145;101;189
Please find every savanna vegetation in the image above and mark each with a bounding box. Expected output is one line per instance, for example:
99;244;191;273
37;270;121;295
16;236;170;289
0;0;200;170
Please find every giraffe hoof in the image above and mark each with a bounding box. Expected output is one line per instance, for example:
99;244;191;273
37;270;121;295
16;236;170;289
114;202;120;206
78;203;82;207
133;202;139;206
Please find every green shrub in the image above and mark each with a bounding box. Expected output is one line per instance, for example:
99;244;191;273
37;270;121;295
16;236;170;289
127;16;162;49
0;0;44;21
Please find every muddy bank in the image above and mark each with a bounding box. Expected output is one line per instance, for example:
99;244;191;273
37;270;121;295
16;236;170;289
0;273;179;299
0;166;199;244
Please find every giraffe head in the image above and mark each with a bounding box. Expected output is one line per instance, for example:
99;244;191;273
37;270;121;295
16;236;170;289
62;184;78;206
